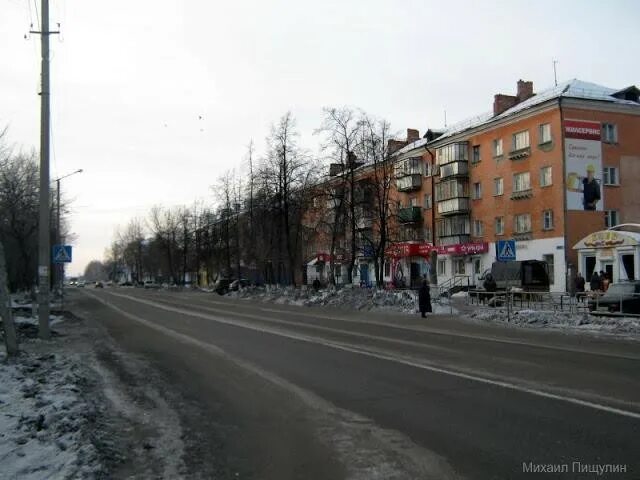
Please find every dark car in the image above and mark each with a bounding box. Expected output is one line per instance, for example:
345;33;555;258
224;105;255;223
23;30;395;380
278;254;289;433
214;278;231;295
588;281;640;314
94;281;104;288
229;279;250;291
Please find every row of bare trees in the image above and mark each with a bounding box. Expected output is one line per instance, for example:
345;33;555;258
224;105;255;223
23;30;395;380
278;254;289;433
0;128;72;292
100;108;401;287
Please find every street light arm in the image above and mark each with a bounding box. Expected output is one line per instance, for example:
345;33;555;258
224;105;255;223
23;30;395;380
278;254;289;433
52;168;83;183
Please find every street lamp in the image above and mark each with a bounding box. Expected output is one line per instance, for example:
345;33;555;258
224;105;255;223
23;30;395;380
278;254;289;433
52;169;83;293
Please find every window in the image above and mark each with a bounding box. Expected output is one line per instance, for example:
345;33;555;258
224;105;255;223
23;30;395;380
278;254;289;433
605;210;619;228
423;194;432;209
543;210;554;230
539;123;552;144
515;213;532;233
453;258;465;275
473;182;482;199
472;145;481;164
512;130;530;151
603;167;618;185
495;216;505;235
410;197;419;207
602;123;617;143
384;261;391;277
473;219;483;236
438;259;446;276
542;254;555;285
540;166;552;187
424;228;432;242
513;172;531;192
493;177;504;196
493;138;503;157
436;142;468;165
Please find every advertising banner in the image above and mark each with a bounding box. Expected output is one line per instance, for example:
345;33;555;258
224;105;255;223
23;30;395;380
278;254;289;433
564;119;603;211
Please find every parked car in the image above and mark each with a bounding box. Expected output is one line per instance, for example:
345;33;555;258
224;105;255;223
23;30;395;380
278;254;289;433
213;278;231;295
94;281;104;288
230;279;250;291
588;281;640;314
77;280;86;288
118;281;133;287
144;280;160;289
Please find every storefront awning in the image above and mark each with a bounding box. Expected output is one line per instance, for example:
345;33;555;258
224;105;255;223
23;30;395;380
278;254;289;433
573;229;640;250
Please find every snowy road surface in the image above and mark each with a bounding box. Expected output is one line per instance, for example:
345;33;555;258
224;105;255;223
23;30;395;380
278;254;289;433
67;287;639;479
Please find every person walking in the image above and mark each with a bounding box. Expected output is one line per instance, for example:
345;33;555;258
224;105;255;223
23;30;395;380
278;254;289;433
600;271;610;292
482;273;497;305
590;271;601;292
575;272;586;302
418;280;432;318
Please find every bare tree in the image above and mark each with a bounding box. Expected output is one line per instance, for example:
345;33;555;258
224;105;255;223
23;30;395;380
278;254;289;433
317;107;365;284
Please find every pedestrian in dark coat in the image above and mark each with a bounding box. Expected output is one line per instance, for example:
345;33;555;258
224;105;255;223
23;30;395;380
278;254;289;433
590;271;601;292
575;272;585;301
418;280;432;317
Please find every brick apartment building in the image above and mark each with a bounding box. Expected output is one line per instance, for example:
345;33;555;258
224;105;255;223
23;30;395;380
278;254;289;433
392;79;640;291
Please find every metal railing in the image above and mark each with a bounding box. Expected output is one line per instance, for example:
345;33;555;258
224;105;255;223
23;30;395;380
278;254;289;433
465;289;640;318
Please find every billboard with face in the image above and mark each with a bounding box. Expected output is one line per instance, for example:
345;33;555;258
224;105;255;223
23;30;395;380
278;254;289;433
564;119;603;211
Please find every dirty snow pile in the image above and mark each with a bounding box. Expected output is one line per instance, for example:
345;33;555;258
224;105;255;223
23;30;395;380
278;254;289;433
227;285;456;314
467;308;640;335
0;325;104;479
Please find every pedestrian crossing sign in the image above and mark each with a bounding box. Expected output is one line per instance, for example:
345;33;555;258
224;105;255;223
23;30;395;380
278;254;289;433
496;240;516;262
52;245;73;263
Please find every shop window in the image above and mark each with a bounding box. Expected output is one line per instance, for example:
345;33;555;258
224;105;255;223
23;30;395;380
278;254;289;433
453;258;465;275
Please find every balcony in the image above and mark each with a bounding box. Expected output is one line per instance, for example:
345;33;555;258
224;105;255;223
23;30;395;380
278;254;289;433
399;226;424;242
396;174;422;192
510;188;533;200
437;197;470;215
508;146;531;160
398;206;422;224
438;161;469;179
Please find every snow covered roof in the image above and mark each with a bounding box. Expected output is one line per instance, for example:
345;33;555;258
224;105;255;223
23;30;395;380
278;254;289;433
395;79;639;157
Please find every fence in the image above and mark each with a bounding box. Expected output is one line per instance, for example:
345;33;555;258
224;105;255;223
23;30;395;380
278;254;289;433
465;289;640;318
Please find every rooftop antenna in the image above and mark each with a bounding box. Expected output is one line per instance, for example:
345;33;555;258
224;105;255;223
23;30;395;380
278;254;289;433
444;109;447;128
553;59;558;86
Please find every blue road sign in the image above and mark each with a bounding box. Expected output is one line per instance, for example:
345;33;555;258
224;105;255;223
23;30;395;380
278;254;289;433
496;239;516;262
52;245;73;263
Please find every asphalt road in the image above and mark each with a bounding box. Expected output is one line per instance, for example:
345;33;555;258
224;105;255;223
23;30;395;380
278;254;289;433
70;287;640;479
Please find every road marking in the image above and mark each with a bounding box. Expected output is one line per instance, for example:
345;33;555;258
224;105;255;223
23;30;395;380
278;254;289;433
155;292;640;361
91;290;640;420
83;291;461;480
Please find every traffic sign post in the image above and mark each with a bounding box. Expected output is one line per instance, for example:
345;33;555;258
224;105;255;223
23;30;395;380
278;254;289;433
52;245;72;263
496;239;516;262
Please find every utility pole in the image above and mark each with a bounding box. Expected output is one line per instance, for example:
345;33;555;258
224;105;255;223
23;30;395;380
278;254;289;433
553;59;558;87
31;0;58;340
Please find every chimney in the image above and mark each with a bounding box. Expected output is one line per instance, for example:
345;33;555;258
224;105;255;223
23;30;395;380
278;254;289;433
406;128;420;143
493;94;518;116
517;79;534;102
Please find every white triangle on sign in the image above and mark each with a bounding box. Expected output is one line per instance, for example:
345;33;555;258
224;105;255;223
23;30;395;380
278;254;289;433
55;247;71;262
500;242;515;259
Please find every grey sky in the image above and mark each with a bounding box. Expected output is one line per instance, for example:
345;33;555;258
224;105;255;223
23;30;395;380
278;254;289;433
2;0;639;275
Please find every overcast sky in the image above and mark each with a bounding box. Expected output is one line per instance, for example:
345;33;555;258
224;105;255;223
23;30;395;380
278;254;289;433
2;0;639;276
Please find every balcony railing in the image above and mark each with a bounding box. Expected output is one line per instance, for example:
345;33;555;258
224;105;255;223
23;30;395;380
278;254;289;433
398;206;422;224
438;161;469;179
437;197;470;215
396;174;422;192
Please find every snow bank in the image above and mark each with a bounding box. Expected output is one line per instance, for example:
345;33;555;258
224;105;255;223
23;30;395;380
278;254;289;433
0;344;104;478
226;285;457;315
467;308;640;335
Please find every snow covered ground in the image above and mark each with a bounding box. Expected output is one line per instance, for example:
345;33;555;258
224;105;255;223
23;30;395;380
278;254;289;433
1;313;188;479
1;319;104;479
466;308;640;336
225;285;457;315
